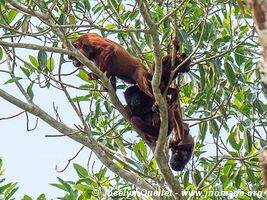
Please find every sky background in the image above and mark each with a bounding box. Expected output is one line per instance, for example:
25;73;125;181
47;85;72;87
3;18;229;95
0;66;100;198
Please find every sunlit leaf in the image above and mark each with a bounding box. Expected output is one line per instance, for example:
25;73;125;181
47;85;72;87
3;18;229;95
47;58;54;72
29;55;38;68
74;164;88;178
0;47;3;60
4;77;22;84
22;195;33;200
133;140;147;162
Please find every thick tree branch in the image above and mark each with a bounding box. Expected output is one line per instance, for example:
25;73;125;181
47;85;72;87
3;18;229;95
247;0;267;94
0;88;157;194
137;1;184;199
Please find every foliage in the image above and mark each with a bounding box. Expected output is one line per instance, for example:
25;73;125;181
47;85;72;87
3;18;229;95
0;0;266;200
0;158;48;200
0;158;19;200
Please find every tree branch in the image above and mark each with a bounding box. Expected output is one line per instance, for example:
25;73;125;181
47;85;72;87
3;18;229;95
137;0;184;199
0;88;157;194
247;0;267;94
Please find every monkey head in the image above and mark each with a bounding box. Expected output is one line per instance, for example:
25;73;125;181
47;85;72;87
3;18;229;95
68;35;100;67
169;133;194;171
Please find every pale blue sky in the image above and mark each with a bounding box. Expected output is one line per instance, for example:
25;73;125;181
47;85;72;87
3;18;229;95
0;54;103;198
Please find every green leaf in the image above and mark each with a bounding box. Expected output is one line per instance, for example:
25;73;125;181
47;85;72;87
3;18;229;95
4;182;18;199
95;168;107;180
77;70;89;82
22;195;33;200
24;62;36;71
92;4;102;14
0;47;2;60
5;187;19;199
73;183;91;191
193;169;202;185
246;168;256;183
209;120;219;136
133;140;147;162
238;26;249;39
0;183;12;194
234;91;244;108
50;183;66;191
76;177;96;185
114;137;126;155
71;95;90;102
73;163;88;178
84;0;91;11
261;139;267;148
21;18;30;33
235;47;244;66
105;24;116;29
58;14;64;25
104;101;112;114
182;85;191;97
27;82;34;100
130;10;139;20
183;170;189;187
224;62;236;86
29;55;38;68
100;178;109;187
68;14;77;25
37;193;46;200
198;122;207;141
20;67;31;77
38;50;47;69
235;168;242;188
229;151;239;157
199;65;205;89
238;104;250;117
253;99;265;114
7;10;17;23
109;0;118;8
244;129;252;153
228;126;241;151
56;177;74;197
47;58;54;72
4;77;22;85
144;34;152;49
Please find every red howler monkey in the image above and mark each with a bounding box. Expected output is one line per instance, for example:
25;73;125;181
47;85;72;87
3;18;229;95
124;85;175;144
151;40;191;108
169;123;194;171
151;39;190;90
168;82;194;171
125;86;194;171
69;33;154;99
125;39;193;169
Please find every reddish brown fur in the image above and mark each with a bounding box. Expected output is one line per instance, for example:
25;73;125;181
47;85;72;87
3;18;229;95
124;85;175;144
150;40;191;109
124;85;194;171
151;40;191;92
69;33;154;98
169;130;194;171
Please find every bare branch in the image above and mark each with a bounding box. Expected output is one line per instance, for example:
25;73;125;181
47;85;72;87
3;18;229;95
0;111;25;120
0;87;157;193
56;146;85;173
